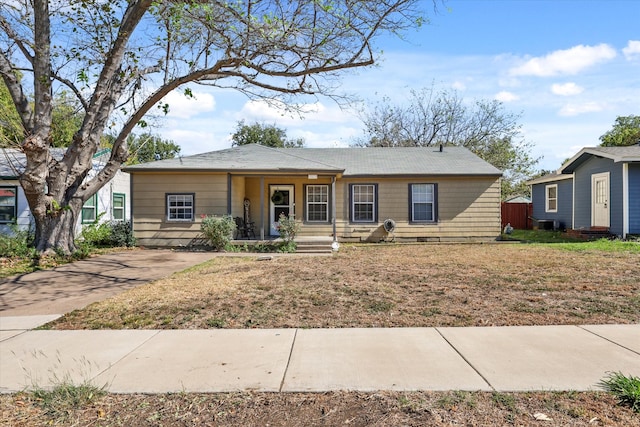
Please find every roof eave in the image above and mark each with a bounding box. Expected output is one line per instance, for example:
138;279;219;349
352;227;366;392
124;167;344;174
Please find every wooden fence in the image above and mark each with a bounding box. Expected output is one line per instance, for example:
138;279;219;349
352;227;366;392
501;202;532;230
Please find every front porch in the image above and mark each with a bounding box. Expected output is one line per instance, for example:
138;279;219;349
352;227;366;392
229;173;339;241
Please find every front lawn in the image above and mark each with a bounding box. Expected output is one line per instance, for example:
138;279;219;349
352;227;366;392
48;242;640;330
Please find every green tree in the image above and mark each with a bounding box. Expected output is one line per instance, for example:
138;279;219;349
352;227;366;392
50;93;84;148
599;115;640;147
231;120;304;148
356;87;539;199
2;82;84;148
124;133;181;164
0;0;426;254
0;80;22;146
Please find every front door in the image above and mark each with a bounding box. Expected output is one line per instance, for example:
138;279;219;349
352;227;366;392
592;172;610;228
270;185;294;235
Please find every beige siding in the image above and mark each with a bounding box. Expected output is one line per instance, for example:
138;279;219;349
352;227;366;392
333;177;501;242
131;172;228;246
131;172;501;246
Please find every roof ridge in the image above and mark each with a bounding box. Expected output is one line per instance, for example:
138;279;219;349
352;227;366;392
245;144;343;170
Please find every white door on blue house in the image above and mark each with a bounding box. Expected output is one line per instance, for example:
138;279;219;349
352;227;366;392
270;185;294;236
591;172;610;228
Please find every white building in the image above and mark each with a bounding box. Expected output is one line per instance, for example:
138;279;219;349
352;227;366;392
0;148;130;236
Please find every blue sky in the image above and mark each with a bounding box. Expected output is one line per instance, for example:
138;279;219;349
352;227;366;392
157;0;640;172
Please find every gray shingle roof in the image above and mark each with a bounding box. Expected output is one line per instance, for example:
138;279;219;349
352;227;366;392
1;148;112;178
124;144;502;176
561;145;640;173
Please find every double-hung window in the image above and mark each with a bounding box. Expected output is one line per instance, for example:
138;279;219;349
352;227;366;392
351;184;376;222
306;185;329;222
0;186;17;223
112;193;125;221
166;193;194;221
545;184;557;213
410;183;436;222
82;194;98;223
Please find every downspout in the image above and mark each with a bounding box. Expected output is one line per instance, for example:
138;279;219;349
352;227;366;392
622;163;629;239
331;176;339;251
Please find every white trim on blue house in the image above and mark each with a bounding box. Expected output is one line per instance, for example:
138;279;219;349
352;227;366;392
623;163;629;239
571;173;576;230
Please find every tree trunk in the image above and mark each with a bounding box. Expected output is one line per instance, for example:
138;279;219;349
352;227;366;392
33;201;81;255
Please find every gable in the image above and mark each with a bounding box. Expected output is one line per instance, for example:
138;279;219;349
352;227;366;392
561;146;640;174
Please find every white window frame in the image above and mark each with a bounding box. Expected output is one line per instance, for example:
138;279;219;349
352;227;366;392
82;194;98;223
0;186;17;223
112;193;126;221
351;184;376;223
166;193;194;222
306;184;329;222
410;183;436;222
545;184;558;213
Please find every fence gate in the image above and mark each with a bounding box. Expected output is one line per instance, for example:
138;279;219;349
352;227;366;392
501;202;532;230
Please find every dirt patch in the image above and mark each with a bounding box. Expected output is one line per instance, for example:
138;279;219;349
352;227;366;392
2;390;638;426
50;244;640;330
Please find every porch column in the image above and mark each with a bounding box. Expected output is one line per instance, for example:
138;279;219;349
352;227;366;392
260;176;265;240
332;176;337;247
226;173;232;215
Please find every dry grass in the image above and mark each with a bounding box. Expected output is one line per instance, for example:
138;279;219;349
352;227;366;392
3;390;638;426
50;243;640;330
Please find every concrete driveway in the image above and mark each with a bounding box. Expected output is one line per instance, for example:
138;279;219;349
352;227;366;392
0;249;215;316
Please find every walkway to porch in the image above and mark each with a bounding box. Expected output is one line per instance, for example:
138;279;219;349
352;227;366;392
230;235;335;254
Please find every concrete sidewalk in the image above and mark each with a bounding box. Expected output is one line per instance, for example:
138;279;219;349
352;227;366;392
1;321;639;393
1;250;639;394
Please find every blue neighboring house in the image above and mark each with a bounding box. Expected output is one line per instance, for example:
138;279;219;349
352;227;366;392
527;145;640;238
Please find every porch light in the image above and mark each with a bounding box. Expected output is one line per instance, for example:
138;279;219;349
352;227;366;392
308;174;318;179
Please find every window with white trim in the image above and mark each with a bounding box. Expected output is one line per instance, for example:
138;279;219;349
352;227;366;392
351;184;376;222
112;193;125;221
82;194;98;223
545;184;557;212
166;193;194;221
410;183;436;222
306;185;329;222
0;186;17;223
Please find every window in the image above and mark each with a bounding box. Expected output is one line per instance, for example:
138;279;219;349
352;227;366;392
82;194;98;223
167;193;194;221
112;193;125;221
306;185;329;222
410;184;437;222
545;184;557;212
351;184;377;222
0;186;17;223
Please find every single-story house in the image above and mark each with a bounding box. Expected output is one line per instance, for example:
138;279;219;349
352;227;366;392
527;145;640;238
123;144;502;246
0;148;130;235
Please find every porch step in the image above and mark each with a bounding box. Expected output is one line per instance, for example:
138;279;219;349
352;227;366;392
295;239;334;254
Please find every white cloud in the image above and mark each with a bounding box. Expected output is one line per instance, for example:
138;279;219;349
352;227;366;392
494;91;519;102
622;40;640;60
551;82;584;96
558;102;605;116
451;81;467;91
509;44;616;77
162;90;216;119
237;99;355;125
